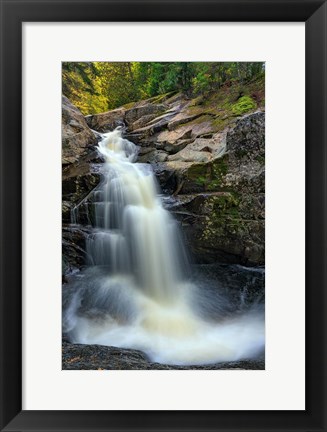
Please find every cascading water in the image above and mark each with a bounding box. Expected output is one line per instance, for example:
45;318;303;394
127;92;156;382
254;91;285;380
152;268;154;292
64;128;264;365
86;129;188;302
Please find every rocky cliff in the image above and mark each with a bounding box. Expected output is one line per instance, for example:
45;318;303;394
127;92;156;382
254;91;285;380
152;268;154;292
62;96;100;275
62;79;265;274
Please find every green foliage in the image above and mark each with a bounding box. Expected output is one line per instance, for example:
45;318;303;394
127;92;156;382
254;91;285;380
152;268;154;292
232;96;256;116
62;62;108;114
62;62;265;114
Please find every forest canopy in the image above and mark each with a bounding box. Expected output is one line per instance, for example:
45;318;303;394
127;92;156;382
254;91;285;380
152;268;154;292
62;62;265;115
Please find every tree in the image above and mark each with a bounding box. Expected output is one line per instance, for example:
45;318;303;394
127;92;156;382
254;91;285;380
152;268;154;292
62;61;265;114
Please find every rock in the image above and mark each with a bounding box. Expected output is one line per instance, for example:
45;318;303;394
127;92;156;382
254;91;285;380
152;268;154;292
153;161;194;195
85;108;125;132
128;113;158;131
127;111;179;142
62;95;98;165
227;111;265;154
62;154;102;222
170;149;212;163
223;111;265;195
192;263;265;305
125;102;167;125
158;113;265;195
154;112;265;264
167;111;204;130
62;341;264;370
168;132;227;163
138;150;168;163
156;115;215;145
62;225;91;275
62;98;102;275
170;192;264;265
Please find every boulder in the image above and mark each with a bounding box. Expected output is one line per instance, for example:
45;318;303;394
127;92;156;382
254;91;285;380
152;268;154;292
169;192;264;265
128;113;159;131
62;152;102;222
125;102;167;125
128;111;179;141
156;115;216;144
62;225;91;277
168;132;227;163
85;108;125;132
62;95;98;165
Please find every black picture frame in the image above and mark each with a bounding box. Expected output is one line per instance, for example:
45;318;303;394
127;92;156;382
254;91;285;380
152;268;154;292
0;0;326;431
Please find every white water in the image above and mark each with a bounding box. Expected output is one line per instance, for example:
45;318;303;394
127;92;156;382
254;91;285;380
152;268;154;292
65;128;264;365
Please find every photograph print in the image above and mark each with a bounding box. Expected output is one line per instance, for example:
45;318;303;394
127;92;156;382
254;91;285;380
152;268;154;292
62;62;265;370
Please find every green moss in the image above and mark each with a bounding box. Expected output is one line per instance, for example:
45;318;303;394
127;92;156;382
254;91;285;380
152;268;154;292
200;193;244;241
180;78;263;136
210;194;244;233
147;91;176;104
232;96;256;116
189;95;205;107
122;101;136;109
184;156;229;192
207;179;220;191
212;193;239;214
206;156;228;190
187;163;208;179
195;176;207;186
211;117;231;133
183;114;213;127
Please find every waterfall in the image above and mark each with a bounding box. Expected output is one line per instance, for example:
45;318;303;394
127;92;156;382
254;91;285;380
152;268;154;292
64;128;264;365
86;128;187;302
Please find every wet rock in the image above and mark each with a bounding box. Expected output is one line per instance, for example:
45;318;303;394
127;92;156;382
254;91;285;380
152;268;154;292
62;225;91;275
62;341;264;370
153;161;193;195
137;150;168;163
192;263;265;306
62;155;101;223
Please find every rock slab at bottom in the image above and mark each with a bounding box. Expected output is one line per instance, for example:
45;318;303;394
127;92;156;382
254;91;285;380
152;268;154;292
62;341;264;370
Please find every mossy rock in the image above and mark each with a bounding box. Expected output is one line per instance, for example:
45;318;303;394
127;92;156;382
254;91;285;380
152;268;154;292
232;96;256;116
122;101;137;109
179;154;230;193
